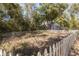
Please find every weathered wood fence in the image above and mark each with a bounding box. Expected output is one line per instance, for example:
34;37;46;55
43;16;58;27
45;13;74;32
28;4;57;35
37;31;77;56
0;30;78;56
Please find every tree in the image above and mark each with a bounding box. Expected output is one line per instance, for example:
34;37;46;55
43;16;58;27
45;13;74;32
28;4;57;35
33;3;68;29
2;3;26;31
55;15;70;30
69;15;79;30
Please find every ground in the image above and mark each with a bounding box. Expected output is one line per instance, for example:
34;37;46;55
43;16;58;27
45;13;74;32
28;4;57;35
0;30;69;55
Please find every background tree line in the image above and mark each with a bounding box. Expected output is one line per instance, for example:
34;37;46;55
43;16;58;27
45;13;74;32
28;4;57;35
0;3;79;34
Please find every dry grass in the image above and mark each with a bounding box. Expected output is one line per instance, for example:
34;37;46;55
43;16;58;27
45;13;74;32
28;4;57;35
0;30;69;53
69;33;79;56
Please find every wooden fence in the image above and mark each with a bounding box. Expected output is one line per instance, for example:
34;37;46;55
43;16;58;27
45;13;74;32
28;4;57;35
36;31;77;56
0;30;78;56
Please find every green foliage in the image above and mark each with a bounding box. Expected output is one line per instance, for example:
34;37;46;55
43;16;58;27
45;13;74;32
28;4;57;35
55;15;70;30
69;15;79;30
32;3;68;29
36;3;68;22
0;3;79;33
71;4;79;13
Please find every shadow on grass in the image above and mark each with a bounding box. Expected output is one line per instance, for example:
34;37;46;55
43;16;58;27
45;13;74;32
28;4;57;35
12;36;62;56
12;43;39;56
0;30;44;43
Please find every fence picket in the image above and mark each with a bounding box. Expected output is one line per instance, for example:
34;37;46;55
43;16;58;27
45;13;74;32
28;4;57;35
63;39;66;56
52;44;55;56
60;40;62;56
16;54;19;56
9;52;12;56
44;48;48;56
0;49;2;56
3;50;6;56
49;45;52;56
55;42;58;56
37;51;41;56
58;42;61;56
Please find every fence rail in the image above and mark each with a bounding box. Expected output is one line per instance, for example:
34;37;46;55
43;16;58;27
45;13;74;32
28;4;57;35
0;30;78;56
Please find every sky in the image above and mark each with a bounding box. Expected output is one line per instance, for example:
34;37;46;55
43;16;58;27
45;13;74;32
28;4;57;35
19;3;40;16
